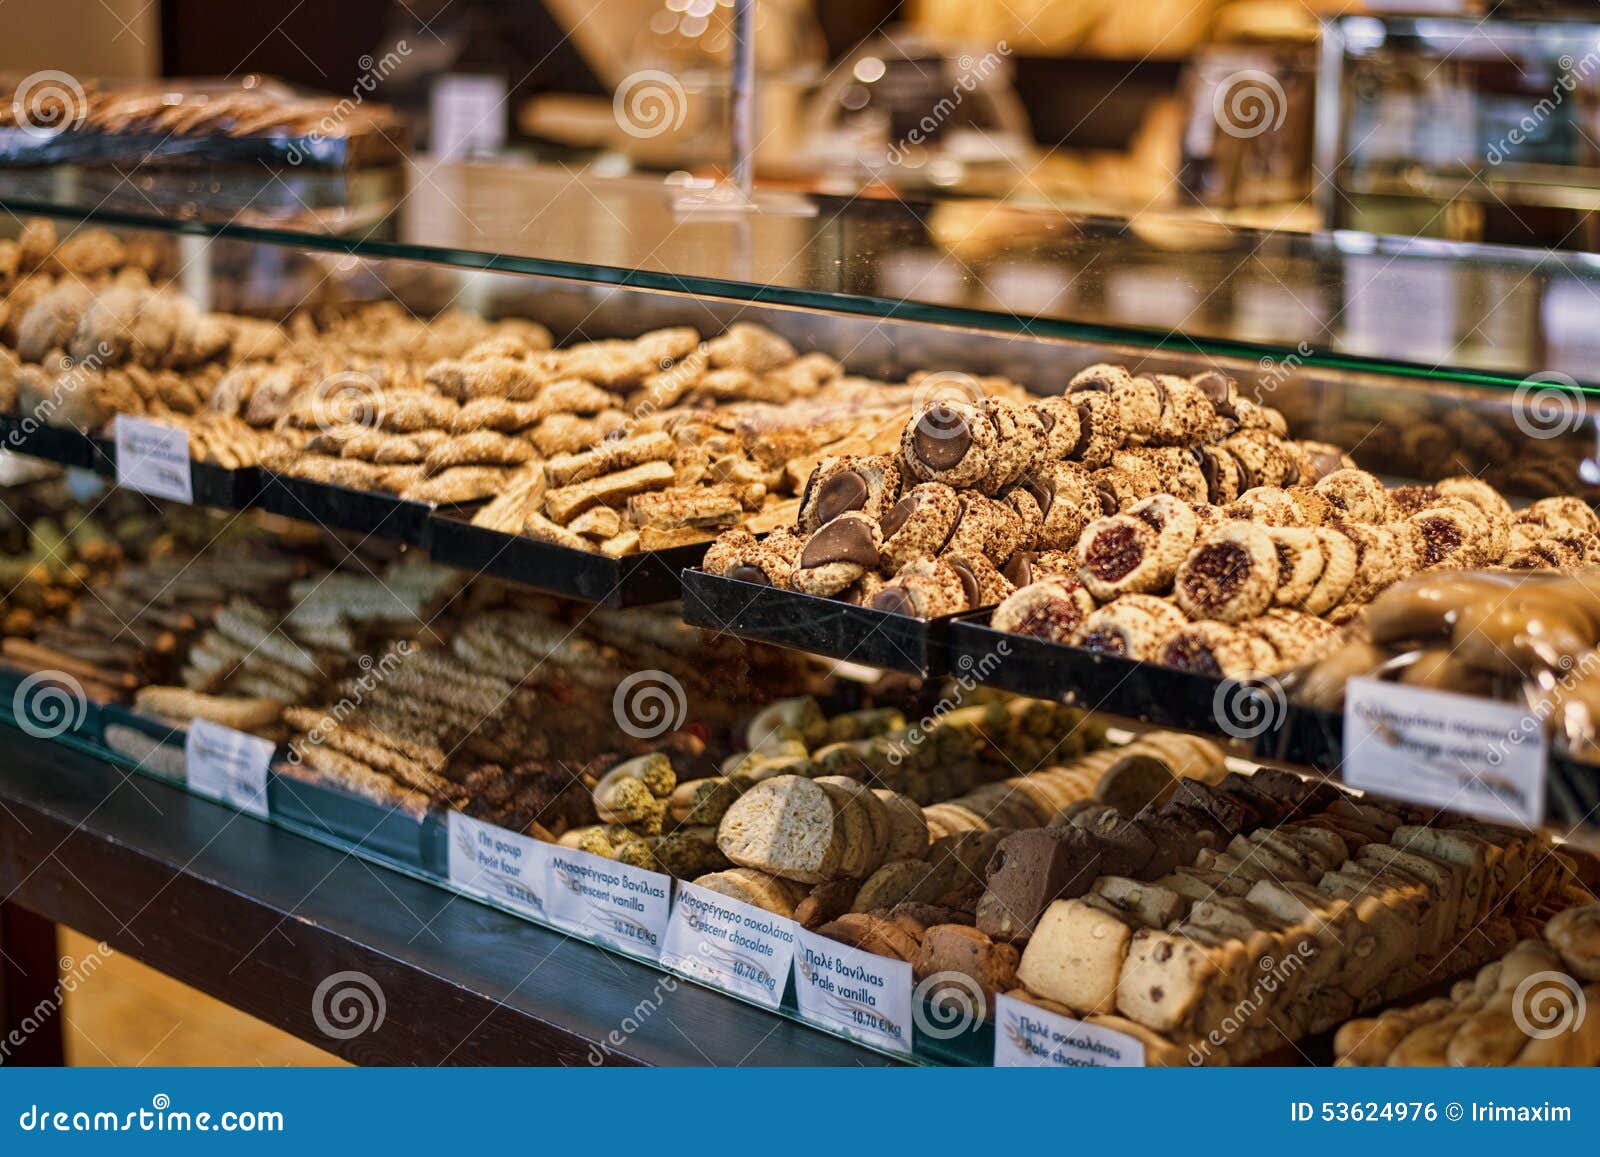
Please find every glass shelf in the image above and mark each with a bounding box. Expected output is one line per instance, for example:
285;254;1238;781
6;158;1600;391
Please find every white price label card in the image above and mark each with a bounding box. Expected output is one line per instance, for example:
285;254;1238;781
1343;677;1545;827
430;74;506;160
446;812;551;919
993;994;1146;1067
793;928;913;1055
184;719;273;818
114;415;192;503
661;882;797;1009
545;846;672;959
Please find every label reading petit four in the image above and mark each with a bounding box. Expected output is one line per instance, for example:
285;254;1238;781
114;415;193;504
793;928;913;1056
1343;677;1546;828
661;882;797;1009
446;812;550;919
545;847;672;960
184;719;272;818
992;994;1146;1068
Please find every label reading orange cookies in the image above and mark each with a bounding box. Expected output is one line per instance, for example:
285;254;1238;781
662;882;797;1009
993;994;1146;1067
793;928;912;1056
1343;677;1545;828
546;847;672;960
447;812;550;919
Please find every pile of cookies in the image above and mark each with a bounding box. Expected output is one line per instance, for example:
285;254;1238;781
993;459;1596;678
702;363;1347;618
1334;901;1600;1066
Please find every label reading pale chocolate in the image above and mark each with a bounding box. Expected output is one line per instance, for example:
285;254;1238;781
446;812;550;919
992;994;1146;1067
793;928;912;1055
661;882;797;1009
1343;677;1545;828
115;415;193;503
545;847;672;959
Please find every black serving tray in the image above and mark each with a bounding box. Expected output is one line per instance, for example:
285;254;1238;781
0;414;112;472
257;470;435;546
948;612;1293;743
680;569;962;676
427;515;709;606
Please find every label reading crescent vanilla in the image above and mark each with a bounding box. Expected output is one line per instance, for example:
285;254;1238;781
545;846;672;961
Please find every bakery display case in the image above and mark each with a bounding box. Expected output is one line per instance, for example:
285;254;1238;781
3;158;1600;1069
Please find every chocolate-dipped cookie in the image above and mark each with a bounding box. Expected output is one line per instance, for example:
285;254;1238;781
1063;389;1125;469
946;492;1028;563
879;481;961;572
871;557;969;618
1147;375;1217;445
790;512;883;597
982;399;1049;492
1000;548;1078;587
1033;396;1082;461
1296;440;1356;483
1174;520;1279;623
1069;363;1159;445
940;547;1015;608
797;454;902;533
900;400;999;489
703;529;796;587
990;577;1096;642
1222;428;1297;489
1324;521;1403;603
1192;445;1244;505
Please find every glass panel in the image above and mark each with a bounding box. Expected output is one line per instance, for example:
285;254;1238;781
7;159;1600;390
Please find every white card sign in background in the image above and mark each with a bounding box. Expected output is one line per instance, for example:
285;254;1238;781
662;883;797;1009
447;812;550;919
1343;677;1546;827
993;994;1146;1067
114;415;193;503
793;928;913;1055
545;846;672;960
184;719;273;818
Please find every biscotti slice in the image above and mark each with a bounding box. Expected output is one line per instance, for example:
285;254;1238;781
817;778;874;879
818;776;890;875
1358;844;1467;939
872;788;931;861
1016;898;1134;1014
1314;882;1418;1007
1392;825;1491;926
1226;833;1315;883
1115;930;1228;1034
1336;857;1447;959
1191;848;1278;884
717;774;842;884
1169;865;1253;899
1093;876;1188;929
1275;823;1349;870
